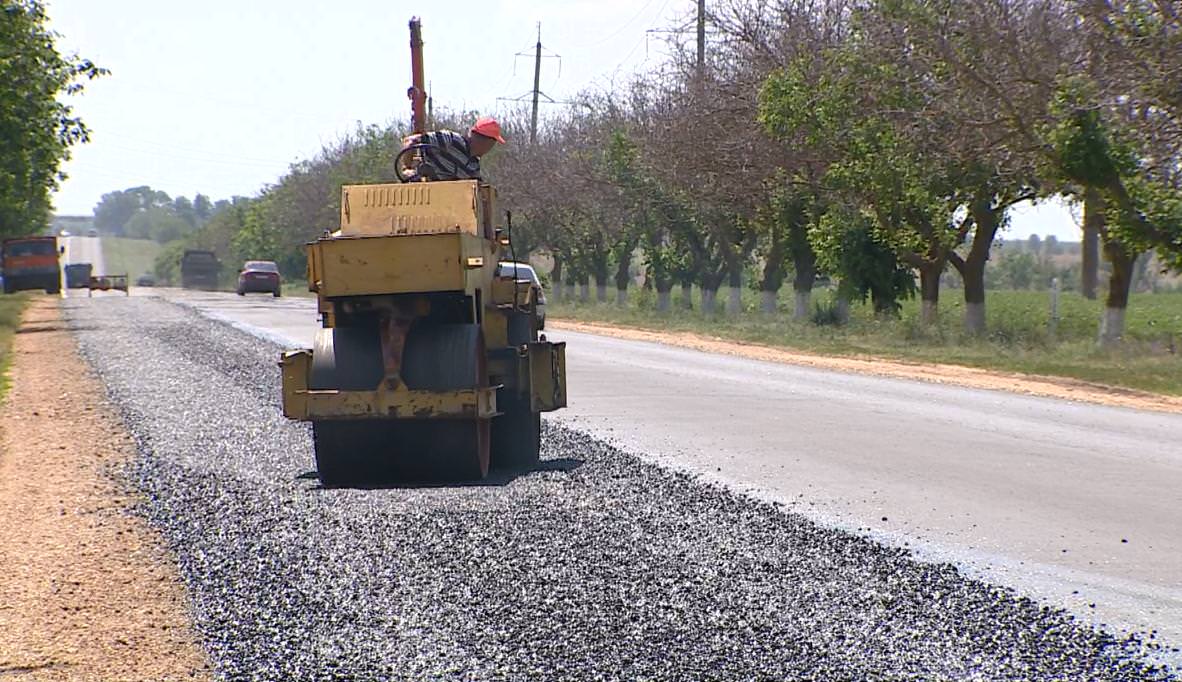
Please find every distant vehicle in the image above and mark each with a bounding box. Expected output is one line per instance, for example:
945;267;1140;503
136;272;156;287
496;261;546;329
64;262;93;289
2;237;62;294
180;250;220;290
237;260;281;297
87;228;98;238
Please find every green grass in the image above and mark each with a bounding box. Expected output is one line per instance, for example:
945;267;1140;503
281;281;316;297
0;293;29;398
550;287;1182;396
101;237;163;279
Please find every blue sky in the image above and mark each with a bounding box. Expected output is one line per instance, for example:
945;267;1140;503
47;0;1079;240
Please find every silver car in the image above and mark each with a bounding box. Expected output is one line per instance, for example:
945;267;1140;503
495;261;546;329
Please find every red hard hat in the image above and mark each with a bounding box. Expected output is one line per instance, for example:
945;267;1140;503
471;116;506;144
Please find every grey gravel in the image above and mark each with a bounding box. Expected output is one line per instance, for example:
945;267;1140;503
65;297;1175;681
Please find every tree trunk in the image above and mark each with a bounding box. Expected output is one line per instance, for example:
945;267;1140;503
959;197;1003;337
835;296;850;325
700;288;717;314
680;282;693;310
760;289;778;314
1098;237;1135;346
579;280;590;303
1082;187;1102;300
794;291;810;320
960;258;987;336
919;265;941;326
792;244;817;321
564;281;575;302
725;268;742;315
727;287;742;315
759;233;786;316
613;253;631;306
656;290;672;312
551;258;563;302
596;282;608;303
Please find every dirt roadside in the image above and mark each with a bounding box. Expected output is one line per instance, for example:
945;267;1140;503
0;298;210;680
550;319;1182;414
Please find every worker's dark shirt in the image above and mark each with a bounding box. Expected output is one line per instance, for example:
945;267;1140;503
415;130;481;181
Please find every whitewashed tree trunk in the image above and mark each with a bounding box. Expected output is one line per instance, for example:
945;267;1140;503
657;290;672;312
596;283;608;303
964;302;986;336
793;290;810;321
551;284;561;302
1098;307;1126;346
760;290;777;314
836;298;850;324
579;282;590;303
727;286;742;315
680;283;693;309
700;288;717;314
921;300;939;326
616;288;627;306
564;283;575;301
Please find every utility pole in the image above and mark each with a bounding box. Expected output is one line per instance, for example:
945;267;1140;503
646;2;709;81
530;24;543;145
498;24;566;145
696;0;705;78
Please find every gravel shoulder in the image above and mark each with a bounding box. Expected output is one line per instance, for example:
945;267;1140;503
60;295;1178;680
0;297;210;681
550;319;1182;413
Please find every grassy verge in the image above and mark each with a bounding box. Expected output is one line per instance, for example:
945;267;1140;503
550;287;1182;396
281;281;316;297
101;237;162;279
0;294;29;397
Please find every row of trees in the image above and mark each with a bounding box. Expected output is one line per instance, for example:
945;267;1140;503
93;186;232;243
170;0;1179;344
491;0;1181;344
1;0;104;238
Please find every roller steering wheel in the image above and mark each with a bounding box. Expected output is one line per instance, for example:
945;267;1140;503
395;143;436;183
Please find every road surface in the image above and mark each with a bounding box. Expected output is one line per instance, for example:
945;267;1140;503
140;286;1182;651
59;234;105;277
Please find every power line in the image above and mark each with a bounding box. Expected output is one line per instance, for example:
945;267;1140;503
496;23;573;144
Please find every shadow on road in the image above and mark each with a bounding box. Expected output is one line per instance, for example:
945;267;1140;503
298;456;584;491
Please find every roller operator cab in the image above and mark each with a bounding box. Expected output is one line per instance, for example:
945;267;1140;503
280;179;567;487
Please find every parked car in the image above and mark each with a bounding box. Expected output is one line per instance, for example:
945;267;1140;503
136;272;156;287
237;260;281;297
87;228;98;237
495;261;546;329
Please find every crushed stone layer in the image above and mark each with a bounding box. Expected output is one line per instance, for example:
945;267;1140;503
65;296;1176;681
0;297;210;681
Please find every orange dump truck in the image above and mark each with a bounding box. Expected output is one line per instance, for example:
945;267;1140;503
2;236;62;294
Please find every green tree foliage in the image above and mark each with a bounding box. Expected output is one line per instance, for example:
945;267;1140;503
92;185;224;242
0;0;105;236
812;208;916;316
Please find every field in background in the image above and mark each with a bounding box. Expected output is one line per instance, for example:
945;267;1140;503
101;238;162;280
550;287;1182;395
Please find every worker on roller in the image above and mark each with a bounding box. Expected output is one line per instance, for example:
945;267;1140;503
399;116;506;182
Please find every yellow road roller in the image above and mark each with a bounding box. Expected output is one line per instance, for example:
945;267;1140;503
280;18;566;485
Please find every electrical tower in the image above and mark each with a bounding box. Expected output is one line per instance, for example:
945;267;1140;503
499;23;565;144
